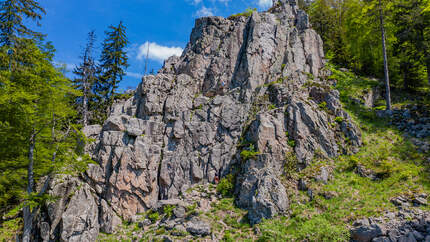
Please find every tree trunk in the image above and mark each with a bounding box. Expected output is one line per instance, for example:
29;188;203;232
426;57;430;86
379;0;391;111
83;82;88;126
22;132;36;242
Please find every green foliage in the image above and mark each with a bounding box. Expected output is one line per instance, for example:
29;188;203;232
308;0;430;92
0;39;92;218
284;152;298;177
148;211;159;222
240;144;260;161
268;104;276;110
114;91;134;101
0;0;46;47
288;140;296;148
216;174;235;197
96;21;129;121
163;204;175;218
318;101;328;110
391;0;430;90
258;65;430;241
327;63;380;104
229;8;257;18
334;116;344;123
258;215;349;241
0;217;22;241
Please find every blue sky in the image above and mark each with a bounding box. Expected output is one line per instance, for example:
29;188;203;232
35;0;273;91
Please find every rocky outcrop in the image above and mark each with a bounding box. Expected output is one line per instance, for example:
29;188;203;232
389;104;430;139
35;0;361;240
350;194;430;242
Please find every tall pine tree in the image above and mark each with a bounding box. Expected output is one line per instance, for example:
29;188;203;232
73;31;99;126
97;21;129;120
0;0;45;47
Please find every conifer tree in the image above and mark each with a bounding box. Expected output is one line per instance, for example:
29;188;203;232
97;21;129;120
0;0;45;47
0;38;88;242
0;2;91;240
73;31;99;126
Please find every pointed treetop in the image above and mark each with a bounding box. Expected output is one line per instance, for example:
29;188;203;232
0;0;46;47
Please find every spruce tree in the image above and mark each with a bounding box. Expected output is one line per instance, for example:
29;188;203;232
73;31;99;126
0;0;45;47
97;21;129;120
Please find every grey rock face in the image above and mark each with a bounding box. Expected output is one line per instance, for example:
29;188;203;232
61;183;99;242
351;225;384;242
99;199;122;234
186;218;211;236
351;206;430;242
36;0;362;240
236;113;290;224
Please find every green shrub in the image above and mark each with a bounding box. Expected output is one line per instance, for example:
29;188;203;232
229;8;257;18
163;204;175;218
268;104;276;110
223;230;235;242
240;144;260;161
335;116;344;123
216;174;235;197
0;218;21;241
148;211;159;222
284;152;297;177
318;101;327;110
288;140;296;148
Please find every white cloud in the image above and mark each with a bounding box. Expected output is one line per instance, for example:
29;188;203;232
193;0;202;4
126;72;144;79
258;0;272;8
195;6;214;17
137;42;183;63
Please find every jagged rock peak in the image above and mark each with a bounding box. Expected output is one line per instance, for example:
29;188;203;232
160;0;320;101
33;5;362;241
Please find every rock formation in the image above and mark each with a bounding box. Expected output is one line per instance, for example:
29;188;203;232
34;0;361;240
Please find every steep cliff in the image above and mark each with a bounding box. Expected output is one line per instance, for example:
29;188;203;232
34;0;361;240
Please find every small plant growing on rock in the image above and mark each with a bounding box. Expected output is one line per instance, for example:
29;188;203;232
148;211;159;222
335;116;344;123
240;144;260;161
163;204;175;218
284;152;297;178
288;140;296;148
268;104;276;110
318;101;328;110
229;8;257;18
216;174;235;197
